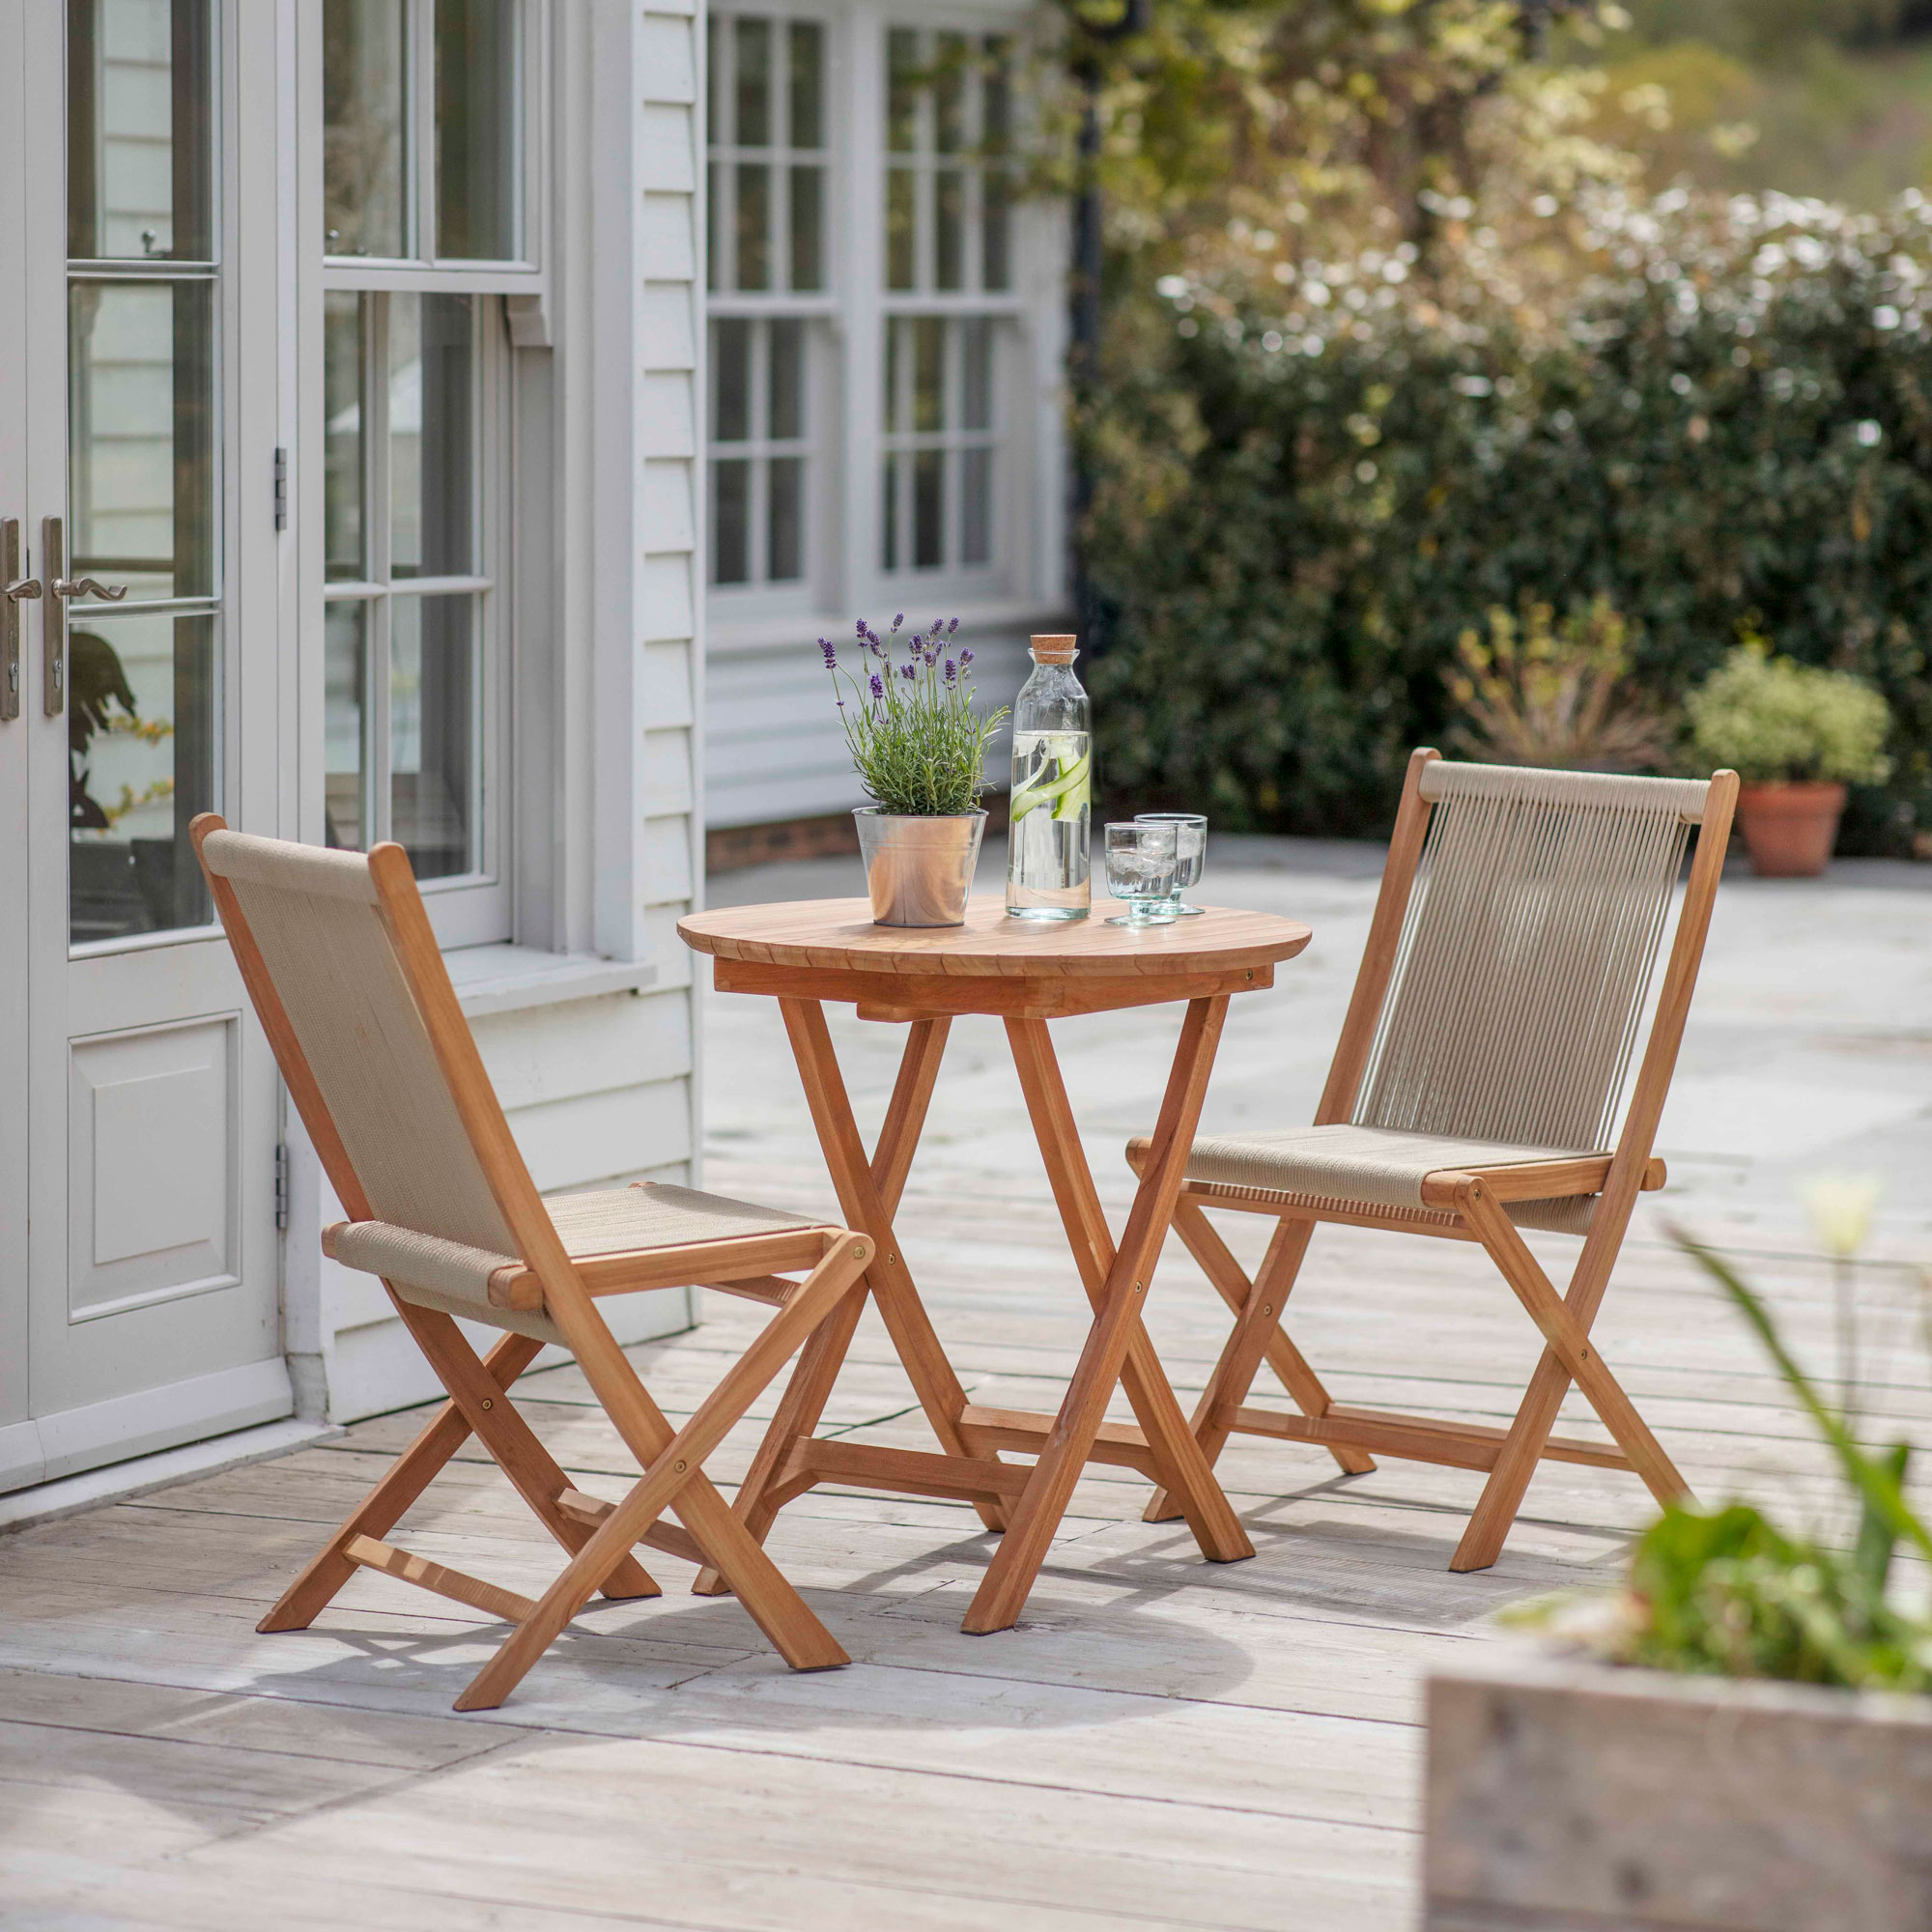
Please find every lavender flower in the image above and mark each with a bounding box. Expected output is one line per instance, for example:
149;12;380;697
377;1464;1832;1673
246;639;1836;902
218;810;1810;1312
959;647;974;667
900;660;918;680
869;672;884;701
818;638;838;669
944;658;958;687
947;617;959;637
891;613;904;633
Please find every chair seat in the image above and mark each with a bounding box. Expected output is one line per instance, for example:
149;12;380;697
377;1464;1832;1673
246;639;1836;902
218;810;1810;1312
1137;1122;1605;1236
327;1182;833;1342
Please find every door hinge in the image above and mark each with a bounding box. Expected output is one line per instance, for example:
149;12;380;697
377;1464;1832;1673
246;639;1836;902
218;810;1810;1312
274;1141;291;1232
272;446;288;532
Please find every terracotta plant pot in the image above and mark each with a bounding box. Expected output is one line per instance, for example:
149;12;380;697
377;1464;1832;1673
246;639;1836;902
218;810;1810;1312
1735;781;1847;878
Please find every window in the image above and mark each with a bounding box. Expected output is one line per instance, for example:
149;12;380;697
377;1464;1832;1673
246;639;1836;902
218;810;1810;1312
882;315;995;571
321;0;527;938
706;10;827;594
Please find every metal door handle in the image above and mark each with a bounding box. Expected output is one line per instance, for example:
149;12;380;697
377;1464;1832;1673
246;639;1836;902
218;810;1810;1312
52;577;128;603
0;520;31;722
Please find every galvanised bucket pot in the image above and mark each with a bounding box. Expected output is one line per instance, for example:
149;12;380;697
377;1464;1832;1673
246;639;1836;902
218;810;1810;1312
854;808;985;926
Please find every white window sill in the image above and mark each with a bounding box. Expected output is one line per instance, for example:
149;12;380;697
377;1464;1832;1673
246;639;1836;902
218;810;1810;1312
708;594;1075;657
443;944;658;1018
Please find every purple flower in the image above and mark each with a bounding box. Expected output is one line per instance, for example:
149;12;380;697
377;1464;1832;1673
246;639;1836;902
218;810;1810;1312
818;638;838;669
868;672;884;701
958;647;974;668
947;617;959;636
944;658;958;686
855;618;867;638
899;661;917;680
891;613;904;633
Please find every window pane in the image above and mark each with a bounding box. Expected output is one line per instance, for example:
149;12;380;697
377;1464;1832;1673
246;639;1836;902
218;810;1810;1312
936;171;964;291
788;21;823;148
69;611;214;944
769;456;803;582
714;461;750;584
982;171;1011;292
69;278;216;603
436;0;520;260
913;449;943;568
982;38;1011;154
884;320;901;433
963;318;992;430
706;14;721;141
885;168;916;291
324;601;367;849
734;17;770;146
961;448;990;565
935;34;967;153
67;0;216;261
735;162;770;290
706;160;722;292
323;0;407;258
390;293;475;580
770;319;803;440
789;166;823;291
887;28;919;152
913;317;944;433
714;318;751;442
391;593;476;879
881;453;900;570
325;292;365;582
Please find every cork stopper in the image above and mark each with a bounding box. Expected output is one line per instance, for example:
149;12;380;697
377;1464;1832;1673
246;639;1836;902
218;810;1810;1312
1030;634;1079;665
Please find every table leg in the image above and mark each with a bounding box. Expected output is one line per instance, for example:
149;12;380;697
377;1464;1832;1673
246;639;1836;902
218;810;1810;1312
1004;1016;1252;1564
964;996;1249;1634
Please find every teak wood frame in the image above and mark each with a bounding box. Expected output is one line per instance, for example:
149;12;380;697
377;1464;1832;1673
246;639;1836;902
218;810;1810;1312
1138;751;1742;1572
191;816;874;1708
685;946;1287;1634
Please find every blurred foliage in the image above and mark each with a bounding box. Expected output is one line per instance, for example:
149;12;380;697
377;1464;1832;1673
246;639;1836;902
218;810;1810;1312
1084;188;1932;845
1449;595;1671;768
1687;639;1893;782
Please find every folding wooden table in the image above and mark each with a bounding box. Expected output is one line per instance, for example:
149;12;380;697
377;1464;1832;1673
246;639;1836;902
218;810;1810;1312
676;895;1313;1634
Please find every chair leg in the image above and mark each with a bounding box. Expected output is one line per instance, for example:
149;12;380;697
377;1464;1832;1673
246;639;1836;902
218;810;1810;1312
1453;1181;1691;1572
456;1240;870;1709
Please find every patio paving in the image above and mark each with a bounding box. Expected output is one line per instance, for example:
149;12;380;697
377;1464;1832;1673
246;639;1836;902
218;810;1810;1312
3;839;1930;1929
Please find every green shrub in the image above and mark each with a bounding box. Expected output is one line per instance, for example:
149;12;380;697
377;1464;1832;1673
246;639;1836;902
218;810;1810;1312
1085;188;1932;846
1686;640;1891;784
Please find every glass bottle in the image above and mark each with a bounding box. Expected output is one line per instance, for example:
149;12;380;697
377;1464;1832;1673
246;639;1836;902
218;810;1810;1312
1006;634;1092;920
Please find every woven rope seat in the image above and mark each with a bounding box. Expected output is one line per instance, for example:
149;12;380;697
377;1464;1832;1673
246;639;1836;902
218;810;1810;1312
1156;1123;1602;1236
329;1182;832;1345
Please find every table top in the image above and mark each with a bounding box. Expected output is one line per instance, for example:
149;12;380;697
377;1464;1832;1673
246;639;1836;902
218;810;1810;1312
678;895;1313;981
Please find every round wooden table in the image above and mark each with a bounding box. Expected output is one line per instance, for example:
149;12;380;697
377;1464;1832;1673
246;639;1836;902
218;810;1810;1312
677;893;1313;1634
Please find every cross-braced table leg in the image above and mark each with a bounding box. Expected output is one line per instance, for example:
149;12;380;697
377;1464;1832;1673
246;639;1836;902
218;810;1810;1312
964;995;1250;1634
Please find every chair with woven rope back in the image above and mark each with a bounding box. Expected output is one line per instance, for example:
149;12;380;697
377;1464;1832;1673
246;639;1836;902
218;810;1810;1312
1130;750;1739;1572
191;814;874;1709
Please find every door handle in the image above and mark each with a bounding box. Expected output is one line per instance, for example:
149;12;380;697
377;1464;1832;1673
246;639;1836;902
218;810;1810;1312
42;519;130;719
0;519;39;723
53;576;128;603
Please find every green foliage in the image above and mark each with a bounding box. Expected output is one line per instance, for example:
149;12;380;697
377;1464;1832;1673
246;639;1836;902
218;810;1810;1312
819;616;1008;817
1686;639;1892;782
1511;1234;1932;1693
1449;596;1671;769
1085;188;1932;844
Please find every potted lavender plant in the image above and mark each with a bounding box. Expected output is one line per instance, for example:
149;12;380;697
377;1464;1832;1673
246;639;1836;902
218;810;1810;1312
819;615;1009;926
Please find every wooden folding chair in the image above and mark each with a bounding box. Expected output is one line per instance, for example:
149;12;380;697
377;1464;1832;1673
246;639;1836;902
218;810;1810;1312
192;817;873;1708
1131;752;1739;1571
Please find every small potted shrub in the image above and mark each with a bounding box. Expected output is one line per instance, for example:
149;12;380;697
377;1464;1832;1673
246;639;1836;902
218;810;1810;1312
1685;641;1890;876
818;615;1009;926
1425;1208;1932;1932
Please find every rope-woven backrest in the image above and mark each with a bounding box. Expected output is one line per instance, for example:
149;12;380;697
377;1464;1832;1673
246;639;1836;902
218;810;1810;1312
1353;762;1710;1153
201;831;521;1256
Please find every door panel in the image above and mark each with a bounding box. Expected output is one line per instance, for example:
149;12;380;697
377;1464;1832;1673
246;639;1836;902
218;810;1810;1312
3;0;288;1488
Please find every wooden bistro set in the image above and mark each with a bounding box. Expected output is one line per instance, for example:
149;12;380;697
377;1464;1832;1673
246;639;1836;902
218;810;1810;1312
193;749;1739;1710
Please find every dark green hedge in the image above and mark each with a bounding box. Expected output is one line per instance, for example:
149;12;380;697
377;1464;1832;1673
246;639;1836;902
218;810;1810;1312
1084;195;1932;848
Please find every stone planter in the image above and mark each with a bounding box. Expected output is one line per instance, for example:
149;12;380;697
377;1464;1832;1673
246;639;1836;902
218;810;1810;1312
853;807;985;926
1735;780;1847;877
1425;1650;1932;1931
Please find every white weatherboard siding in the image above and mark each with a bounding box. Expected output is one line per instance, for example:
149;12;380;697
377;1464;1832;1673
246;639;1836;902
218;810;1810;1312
296;0;707;1424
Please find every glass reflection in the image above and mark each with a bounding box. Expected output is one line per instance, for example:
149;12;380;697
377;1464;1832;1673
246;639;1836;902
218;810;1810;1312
390;595;476;878
389;294;474;580
324;0;408;257
69;611;214;944
436;0;520;259
325;293;366;582
69;279;216;603
67;0;215;262
324;602;368;849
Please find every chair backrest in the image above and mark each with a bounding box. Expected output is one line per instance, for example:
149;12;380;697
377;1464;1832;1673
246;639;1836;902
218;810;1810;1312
195;824;534;1255
1352;760;1713;1154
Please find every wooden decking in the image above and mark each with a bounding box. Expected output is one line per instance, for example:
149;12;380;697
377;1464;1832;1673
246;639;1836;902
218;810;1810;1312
3;846;1929;1929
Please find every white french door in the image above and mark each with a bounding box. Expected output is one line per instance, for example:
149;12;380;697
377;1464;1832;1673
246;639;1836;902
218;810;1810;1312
0;0;290;1492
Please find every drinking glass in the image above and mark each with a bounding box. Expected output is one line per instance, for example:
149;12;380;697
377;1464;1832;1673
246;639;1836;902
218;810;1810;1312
1136;812;1207;916
1103;821;1178;927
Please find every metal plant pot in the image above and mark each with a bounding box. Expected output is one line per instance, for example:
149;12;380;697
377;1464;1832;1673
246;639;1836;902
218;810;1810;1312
854;808;985;926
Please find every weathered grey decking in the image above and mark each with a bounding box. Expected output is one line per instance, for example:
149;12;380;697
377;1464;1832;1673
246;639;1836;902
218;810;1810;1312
3;842;1929;1929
